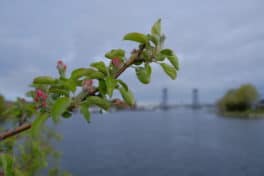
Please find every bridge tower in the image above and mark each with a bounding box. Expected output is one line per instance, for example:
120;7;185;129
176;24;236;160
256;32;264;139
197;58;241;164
192;88;200;109
161;88;168;110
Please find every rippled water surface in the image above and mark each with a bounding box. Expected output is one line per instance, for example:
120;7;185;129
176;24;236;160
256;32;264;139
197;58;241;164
57;109;264;176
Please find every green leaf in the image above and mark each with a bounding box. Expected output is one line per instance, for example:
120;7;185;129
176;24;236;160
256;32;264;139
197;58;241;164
80;104;91;123
57;79;77;92
105;77;117;97
151;18;161;36
98;79;107;95
85;96;111;110
105;49;125;59
160;63;177;80
85;71;105;80
0;154;14;176
90;61;108;75
31;113;49;137
51;97;71;123
160;48;174;56
123;32;148;44
156;53;166;61
147;34;159;46
135;64;152;84
167;55;179;70
70;68;95;80
49;87;69;96
33;76;56;85
71;68;104;80
117;79;128;91
145;63;152;76
119;87;135;106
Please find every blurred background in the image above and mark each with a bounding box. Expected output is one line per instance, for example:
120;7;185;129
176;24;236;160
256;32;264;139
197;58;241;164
0;0;263;105
1;0;264;176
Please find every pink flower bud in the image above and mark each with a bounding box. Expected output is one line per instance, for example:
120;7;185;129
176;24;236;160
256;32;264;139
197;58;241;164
56;60;67;76
112;58;122;68
82;79;94;93
36;89;44;97
34;89;48;108
57;60;65;70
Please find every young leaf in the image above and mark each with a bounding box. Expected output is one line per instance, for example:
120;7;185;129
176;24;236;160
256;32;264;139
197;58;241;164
85;71;105;79
31;113;49;137
156;53;166;61
90;61;108;75
33;76;56;85
123;32;148;44
85;96;111;110
105;49;125;59
160;63;177;80
135;64;151;84
167;55;179;70
160;48;174;56
105;76;117;97
117;79;128;91
0;154;14;176
51;97;71;123
57;79;77;92
80;104;91;123
70;68;95;80
71;68;105;81
119;87;135;106
145;63;152;76
49;87;69;96
147;34;159;46
98;79;107;95
151;18;161;36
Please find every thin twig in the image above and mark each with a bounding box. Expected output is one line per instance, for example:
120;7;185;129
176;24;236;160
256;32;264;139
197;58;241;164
0;123;31;141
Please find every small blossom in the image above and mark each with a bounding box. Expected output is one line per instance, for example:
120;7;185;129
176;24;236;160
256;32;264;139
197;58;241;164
34;89;48;108
56;60;67;77
112;58;122;68
82;79;94;93
36;89;44;97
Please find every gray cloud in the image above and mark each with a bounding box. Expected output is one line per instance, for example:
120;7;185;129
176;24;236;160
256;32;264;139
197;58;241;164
0;0;263;104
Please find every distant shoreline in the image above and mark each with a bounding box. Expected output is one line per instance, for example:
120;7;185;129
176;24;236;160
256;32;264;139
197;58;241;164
219;110;264;119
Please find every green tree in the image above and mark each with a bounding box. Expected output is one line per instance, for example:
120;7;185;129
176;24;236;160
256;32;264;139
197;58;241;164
0;95;6;118
217;84;259;112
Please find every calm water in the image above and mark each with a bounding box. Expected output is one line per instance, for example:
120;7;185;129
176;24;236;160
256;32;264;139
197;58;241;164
56;109;264;176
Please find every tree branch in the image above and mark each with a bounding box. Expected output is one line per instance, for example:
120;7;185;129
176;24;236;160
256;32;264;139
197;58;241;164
0;123;31;141
0;45;145;142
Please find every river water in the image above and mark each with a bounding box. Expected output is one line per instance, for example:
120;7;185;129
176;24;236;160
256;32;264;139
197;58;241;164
56;109;264;176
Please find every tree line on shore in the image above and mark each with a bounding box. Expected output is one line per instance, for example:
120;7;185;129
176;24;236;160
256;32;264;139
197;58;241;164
217;84;264;117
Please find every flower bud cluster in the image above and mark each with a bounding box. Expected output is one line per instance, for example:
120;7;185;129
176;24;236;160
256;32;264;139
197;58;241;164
34;89;48;108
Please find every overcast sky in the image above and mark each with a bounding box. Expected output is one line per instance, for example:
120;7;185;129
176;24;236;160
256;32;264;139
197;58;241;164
0;0;263;104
